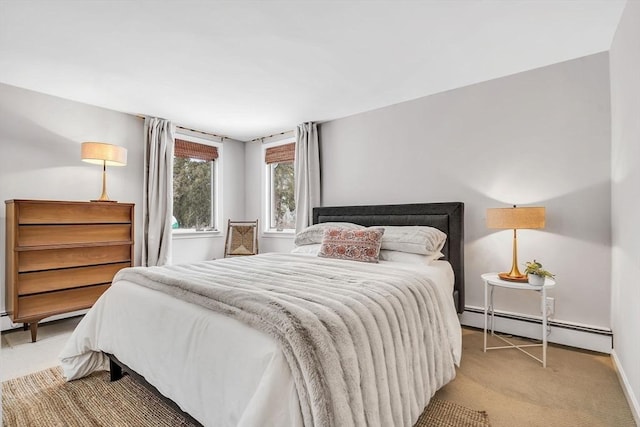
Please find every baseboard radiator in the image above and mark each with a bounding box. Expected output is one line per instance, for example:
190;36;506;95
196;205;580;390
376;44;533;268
460;305;613;354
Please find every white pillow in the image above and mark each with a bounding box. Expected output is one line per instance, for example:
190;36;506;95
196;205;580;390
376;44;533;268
378;249;444;265
294;222;365;246
295;245;444;264
291;244;321;255
378;226;447;255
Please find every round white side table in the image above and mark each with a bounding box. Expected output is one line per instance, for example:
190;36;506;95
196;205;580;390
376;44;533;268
481;273;557;367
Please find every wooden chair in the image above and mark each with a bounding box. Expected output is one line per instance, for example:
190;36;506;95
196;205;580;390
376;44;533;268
224;219;259;257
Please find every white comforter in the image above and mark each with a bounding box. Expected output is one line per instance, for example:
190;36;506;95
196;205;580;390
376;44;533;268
60;254;461;427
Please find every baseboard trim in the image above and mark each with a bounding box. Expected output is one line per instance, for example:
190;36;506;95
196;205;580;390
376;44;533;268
611;350;640;426
1;309;88;332
460;305;613;354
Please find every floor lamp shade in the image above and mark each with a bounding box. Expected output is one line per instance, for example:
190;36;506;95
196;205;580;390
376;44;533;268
487;206;545;281
81;142;127;202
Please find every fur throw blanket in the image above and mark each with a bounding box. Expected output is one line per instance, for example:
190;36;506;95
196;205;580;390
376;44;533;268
114;253;459;427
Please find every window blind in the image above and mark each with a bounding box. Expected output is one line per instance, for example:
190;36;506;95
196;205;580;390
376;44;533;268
175;139;219;161
265;143;295;164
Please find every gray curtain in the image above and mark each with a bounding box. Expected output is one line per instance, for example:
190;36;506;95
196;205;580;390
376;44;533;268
294;122;321;233
143;117;175;266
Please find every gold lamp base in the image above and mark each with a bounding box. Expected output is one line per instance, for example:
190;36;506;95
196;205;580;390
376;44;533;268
498;272;528;283
496;228;529;282
90;163;117;202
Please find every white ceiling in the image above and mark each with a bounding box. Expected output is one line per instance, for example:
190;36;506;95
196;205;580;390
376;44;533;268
0;1;627;141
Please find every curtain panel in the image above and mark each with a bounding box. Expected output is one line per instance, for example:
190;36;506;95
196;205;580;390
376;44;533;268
143;117;175;266
294;123;321;234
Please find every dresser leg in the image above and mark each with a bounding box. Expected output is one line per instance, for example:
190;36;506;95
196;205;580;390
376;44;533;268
29;322;38;342
23;323;29;331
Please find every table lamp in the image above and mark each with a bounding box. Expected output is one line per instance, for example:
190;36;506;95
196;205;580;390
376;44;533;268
81;142;127;202
486;205;545;282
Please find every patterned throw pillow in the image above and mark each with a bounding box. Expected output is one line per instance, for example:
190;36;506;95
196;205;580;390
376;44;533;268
318;227;385;263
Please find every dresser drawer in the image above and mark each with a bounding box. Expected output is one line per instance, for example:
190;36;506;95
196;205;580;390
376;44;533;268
16;284;110;320
18;245;131;272
18;224;132;247
17;202;132;224
6;200;134;341
17;262;129;295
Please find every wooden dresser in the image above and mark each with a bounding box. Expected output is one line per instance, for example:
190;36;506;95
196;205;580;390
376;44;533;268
5;200;134;342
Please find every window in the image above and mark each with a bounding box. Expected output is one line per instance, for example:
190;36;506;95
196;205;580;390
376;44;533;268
264;141;296;231
173;138;219;231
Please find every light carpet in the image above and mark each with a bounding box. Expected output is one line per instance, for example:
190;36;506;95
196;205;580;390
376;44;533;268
433;328;637;427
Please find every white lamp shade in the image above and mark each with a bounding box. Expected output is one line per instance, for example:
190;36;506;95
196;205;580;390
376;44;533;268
81;142;127;166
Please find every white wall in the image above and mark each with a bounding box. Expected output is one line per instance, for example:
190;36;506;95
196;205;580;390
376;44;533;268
609;0;640;420
319;53;612;329
0;82;144;322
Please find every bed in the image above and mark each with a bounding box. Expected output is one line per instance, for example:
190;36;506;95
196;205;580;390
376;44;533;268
59;202;465;427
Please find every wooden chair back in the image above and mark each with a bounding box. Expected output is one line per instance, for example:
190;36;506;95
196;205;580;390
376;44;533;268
224;219;259;257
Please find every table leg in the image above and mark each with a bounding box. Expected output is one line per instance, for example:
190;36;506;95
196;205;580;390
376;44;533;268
490;285;495;335
483;280;488;352
542;287;547;368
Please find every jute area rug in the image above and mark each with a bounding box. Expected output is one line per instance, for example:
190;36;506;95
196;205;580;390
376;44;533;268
3;367;490;427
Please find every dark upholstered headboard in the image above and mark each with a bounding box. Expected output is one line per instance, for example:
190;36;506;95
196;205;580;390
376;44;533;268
313;202;465;313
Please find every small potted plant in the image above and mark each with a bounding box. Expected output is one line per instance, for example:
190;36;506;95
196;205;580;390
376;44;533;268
524;260;555;286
